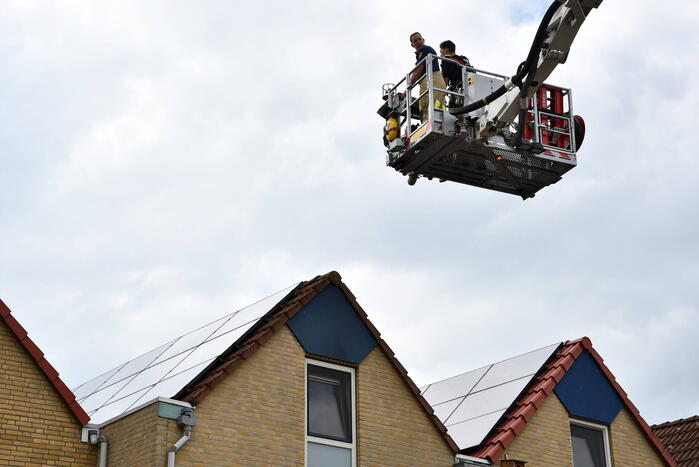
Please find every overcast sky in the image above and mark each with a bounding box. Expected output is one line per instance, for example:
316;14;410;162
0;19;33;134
1;0;697;426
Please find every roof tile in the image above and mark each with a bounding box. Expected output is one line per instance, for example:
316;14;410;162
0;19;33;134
492;429;516;447
0;298;89;425
39;358;60;381
652;416;699;466
469;338;676;466
3;313;28;339
508;416;527;436
22;337;45;361
559;353;576;371
511;403;536;423
51;378;76;404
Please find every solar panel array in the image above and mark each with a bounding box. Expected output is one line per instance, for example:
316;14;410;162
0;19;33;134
420;342;560;449
72;284;297;424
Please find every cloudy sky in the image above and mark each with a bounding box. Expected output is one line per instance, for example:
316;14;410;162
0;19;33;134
1;0;697;426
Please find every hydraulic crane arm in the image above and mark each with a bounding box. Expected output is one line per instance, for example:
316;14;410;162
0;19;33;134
376;0;603;198
451;0;603;138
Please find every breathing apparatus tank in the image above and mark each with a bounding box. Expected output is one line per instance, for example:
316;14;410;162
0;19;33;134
384;117;399;143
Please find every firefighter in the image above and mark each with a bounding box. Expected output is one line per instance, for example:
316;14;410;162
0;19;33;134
408;32;447;121
439;40;472;107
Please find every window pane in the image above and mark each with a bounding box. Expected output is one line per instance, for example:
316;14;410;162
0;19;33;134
571;424;607;467
308;365;352;442
307;442;351;467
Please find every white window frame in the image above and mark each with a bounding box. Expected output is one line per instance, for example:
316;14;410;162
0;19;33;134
305;358;356;467
569;418;612;467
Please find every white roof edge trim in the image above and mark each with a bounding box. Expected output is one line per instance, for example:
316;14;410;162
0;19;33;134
94;396;193;428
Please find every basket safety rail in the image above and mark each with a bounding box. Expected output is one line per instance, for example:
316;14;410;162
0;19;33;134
525;84;577;162
377;0;603;198
378;55;582;199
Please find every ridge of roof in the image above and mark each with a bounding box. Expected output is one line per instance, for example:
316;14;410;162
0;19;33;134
652;415;699;465
470;337;676;466
652;415;699;430
0;298;90;426
174;271;459;453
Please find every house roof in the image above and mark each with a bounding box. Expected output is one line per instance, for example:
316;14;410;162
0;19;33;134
0;298;90;425
466;337;676;466
74;271;459;452
420;342;560;449
72;282;299;423
652;415;699;466
174;271;459;452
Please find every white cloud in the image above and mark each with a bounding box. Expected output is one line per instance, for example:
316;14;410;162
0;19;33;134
0;0;697;426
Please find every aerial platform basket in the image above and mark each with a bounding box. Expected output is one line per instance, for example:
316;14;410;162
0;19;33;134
378;55;584;200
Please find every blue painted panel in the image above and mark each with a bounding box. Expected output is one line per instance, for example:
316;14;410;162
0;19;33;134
287;285;377;364
554;351;623;424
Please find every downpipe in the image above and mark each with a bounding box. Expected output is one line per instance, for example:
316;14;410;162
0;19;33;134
88;430;108;467
167;426;191;467
167;408;197;467
98;437;108;467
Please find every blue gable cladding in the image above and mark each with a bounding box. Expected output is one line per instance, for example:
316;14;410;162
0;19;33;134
286;285;377;364
554;351;623;424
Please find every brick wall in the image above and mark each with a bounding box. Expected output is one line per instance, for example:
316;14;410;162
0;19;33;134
356;346;454;466
171;325;307;466
497;392;574;466
610;407;665;466
160;324;453;466
497;392;667;466
100;402;171;466
0;320;95;466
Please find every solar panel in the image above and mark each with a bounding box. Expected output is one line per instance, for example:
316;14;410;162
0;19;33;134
447;378;532;425
431;397;463;422
421;342;560;449
421;365;489;406
470;344;558;392
446;410;508;449
72;283;298;423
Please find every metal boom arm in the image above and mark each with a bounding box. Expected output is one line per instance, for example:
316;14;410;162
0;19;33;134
477;0;603;137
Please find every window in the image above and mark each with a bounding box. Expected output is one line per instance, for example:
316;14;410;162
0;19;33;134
570;420;612;467
306;360;355;467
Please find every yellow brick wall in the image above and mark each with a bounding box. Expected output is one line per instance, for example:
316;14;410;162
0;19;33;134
356;345;454;466
0;319;95;466
100;402;171;466
497;393;667;466
171;325;307;466
609;407;665;466
161;325;454;466
497;392;574;466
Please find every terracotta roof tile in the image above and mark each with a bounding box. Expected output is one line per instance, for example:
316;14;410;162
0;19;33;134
469;338;676;466
652;416;699;466
3;312;28;338
511;403;536;423
0;298;90;425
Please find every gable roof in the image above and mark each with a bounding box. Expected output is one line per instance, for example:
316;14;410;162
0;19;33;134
420;342;561;449
74;271;459;452
467;337;675;466
652;415;699;466
73;283;299;423
0;298;90;425
173;271;459;452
